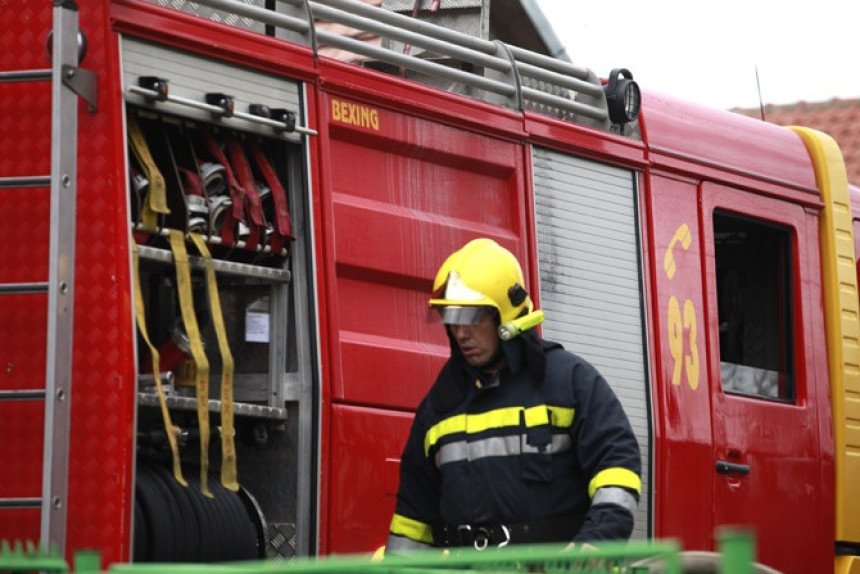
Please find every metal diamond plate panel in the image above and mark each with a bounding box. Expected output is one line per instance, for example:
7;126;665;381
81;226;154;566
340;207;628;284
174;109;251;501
0;0;52;546
65;2;137;564
0;190;50;284
0;2;51;185
383;0;484;10
1;0;135;563
0;0;51;273
266;522;297;559
0;295;48;394
380;0;488;55
0;295;48;512
0;401;44;540
148;0;265;32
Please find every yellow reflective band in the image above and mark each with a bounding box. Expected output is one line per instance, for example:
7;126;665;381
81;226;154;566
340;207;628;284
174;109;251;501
389;513;434;544
132;242;187;488
589;467;641;498
549;406;575;428
169;230;213;498
424;405;575;455
425;415;467;455
189;234;238;492
524;405;549;426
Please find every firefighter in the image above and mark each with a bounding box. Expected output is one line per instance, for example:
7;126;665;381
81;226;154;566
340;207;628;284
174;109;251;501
386;238;641;553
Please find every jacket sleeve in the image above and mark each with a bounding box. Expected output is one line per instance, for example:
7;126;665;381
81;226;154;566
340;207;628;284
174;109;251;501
386;402;442;553
569;361;642;542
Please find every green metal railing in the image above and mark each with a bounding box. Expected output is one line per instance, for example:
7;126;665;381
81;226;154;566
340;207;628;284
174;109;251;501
113;541;682;574
0;540;68;573
0;539;99;573
2;530;758;574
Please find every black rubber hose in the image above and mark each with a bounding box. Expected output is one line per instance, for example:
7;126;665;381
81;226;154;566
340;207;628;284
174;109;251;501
187;472;233;561
222;480;258;560
135;464;179;562
176;471;217;562
151;464;201;562
133;492;150;562
135;462;267;562
145;463;188;562
212;478;245;560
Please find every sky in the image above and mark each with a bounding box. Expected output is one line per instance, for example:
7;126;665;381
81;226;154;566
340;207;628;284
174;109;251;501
534;0;860;111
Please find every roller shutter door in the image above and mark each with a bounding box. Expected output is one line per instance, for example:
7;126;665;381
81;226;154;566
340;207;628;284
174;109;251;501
532;147;651;539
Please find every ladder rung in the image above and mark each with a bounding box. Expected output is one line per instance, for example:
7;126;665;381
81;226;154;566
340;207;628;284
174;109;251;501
0;389;47;401
0;282;49;295
0;176;51;188
0;69;51;83
0;497;42;509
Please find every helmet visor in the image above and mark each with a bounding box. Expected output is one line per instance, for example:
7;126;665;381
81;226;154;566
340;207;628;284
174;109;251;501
435;305;494;326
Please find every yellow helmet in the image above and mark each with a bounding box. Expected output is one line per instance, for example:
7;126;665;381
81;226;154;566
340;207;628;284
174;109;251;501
430;238;535;326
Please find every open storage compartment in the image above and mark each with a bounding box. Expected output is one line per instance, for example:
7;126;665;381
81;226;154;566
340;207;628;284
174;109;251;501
125;68;315;560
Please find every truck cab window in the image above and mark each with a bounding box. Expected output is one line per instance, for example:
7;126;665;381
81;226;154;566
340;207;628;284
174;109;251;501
714;211;795;401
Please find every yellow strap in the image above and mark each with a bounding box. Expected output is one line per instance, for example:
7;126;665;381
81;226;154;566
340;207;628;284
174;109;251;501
189;234;239;492
127;115;169;231
132;243;187;487
168;230;213;498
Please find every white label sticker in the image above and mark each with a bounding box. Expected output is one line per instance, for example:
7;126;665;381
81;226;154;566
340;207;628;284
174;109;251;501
245;311;270;343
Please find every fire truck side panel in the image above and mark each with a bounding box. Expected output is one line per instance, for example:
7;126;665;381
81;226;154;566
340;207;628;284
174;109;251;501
700;183;831;573
316;88;531;552
5;1;860;570
315;57;527;144
529;148;651;540
641;91;818;196
644;175;714;551
640;92;836;571
70;3;138;562
321;94;525;408
327;404;412;553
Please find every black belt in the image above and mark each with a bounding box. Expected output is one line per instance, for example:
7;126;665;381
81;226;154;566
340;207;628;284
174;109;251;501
433;512;585;550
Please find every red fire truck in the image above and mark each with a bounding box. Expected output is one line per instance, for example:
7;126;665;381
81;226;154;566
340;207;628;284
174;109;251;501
1;1;858;573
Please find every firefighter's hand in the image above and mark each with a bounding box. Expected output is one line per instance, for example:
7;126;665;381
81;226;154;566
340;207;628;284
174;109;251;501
371;546;386;562
378;546;450;561
562;541;598;553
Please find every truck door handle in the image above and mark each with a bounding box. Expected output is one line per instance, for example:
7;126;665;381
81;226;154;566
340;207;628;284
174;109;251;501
716;461;750;476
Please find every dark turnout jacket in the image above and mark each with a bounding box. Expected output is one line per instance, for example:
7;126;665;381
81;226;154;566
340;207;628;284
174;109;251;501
386;331;642;551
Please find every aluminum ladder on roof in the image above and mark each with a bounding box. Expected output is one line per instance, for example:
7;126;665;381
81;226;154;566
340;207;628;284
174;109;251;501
0;0;94;555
